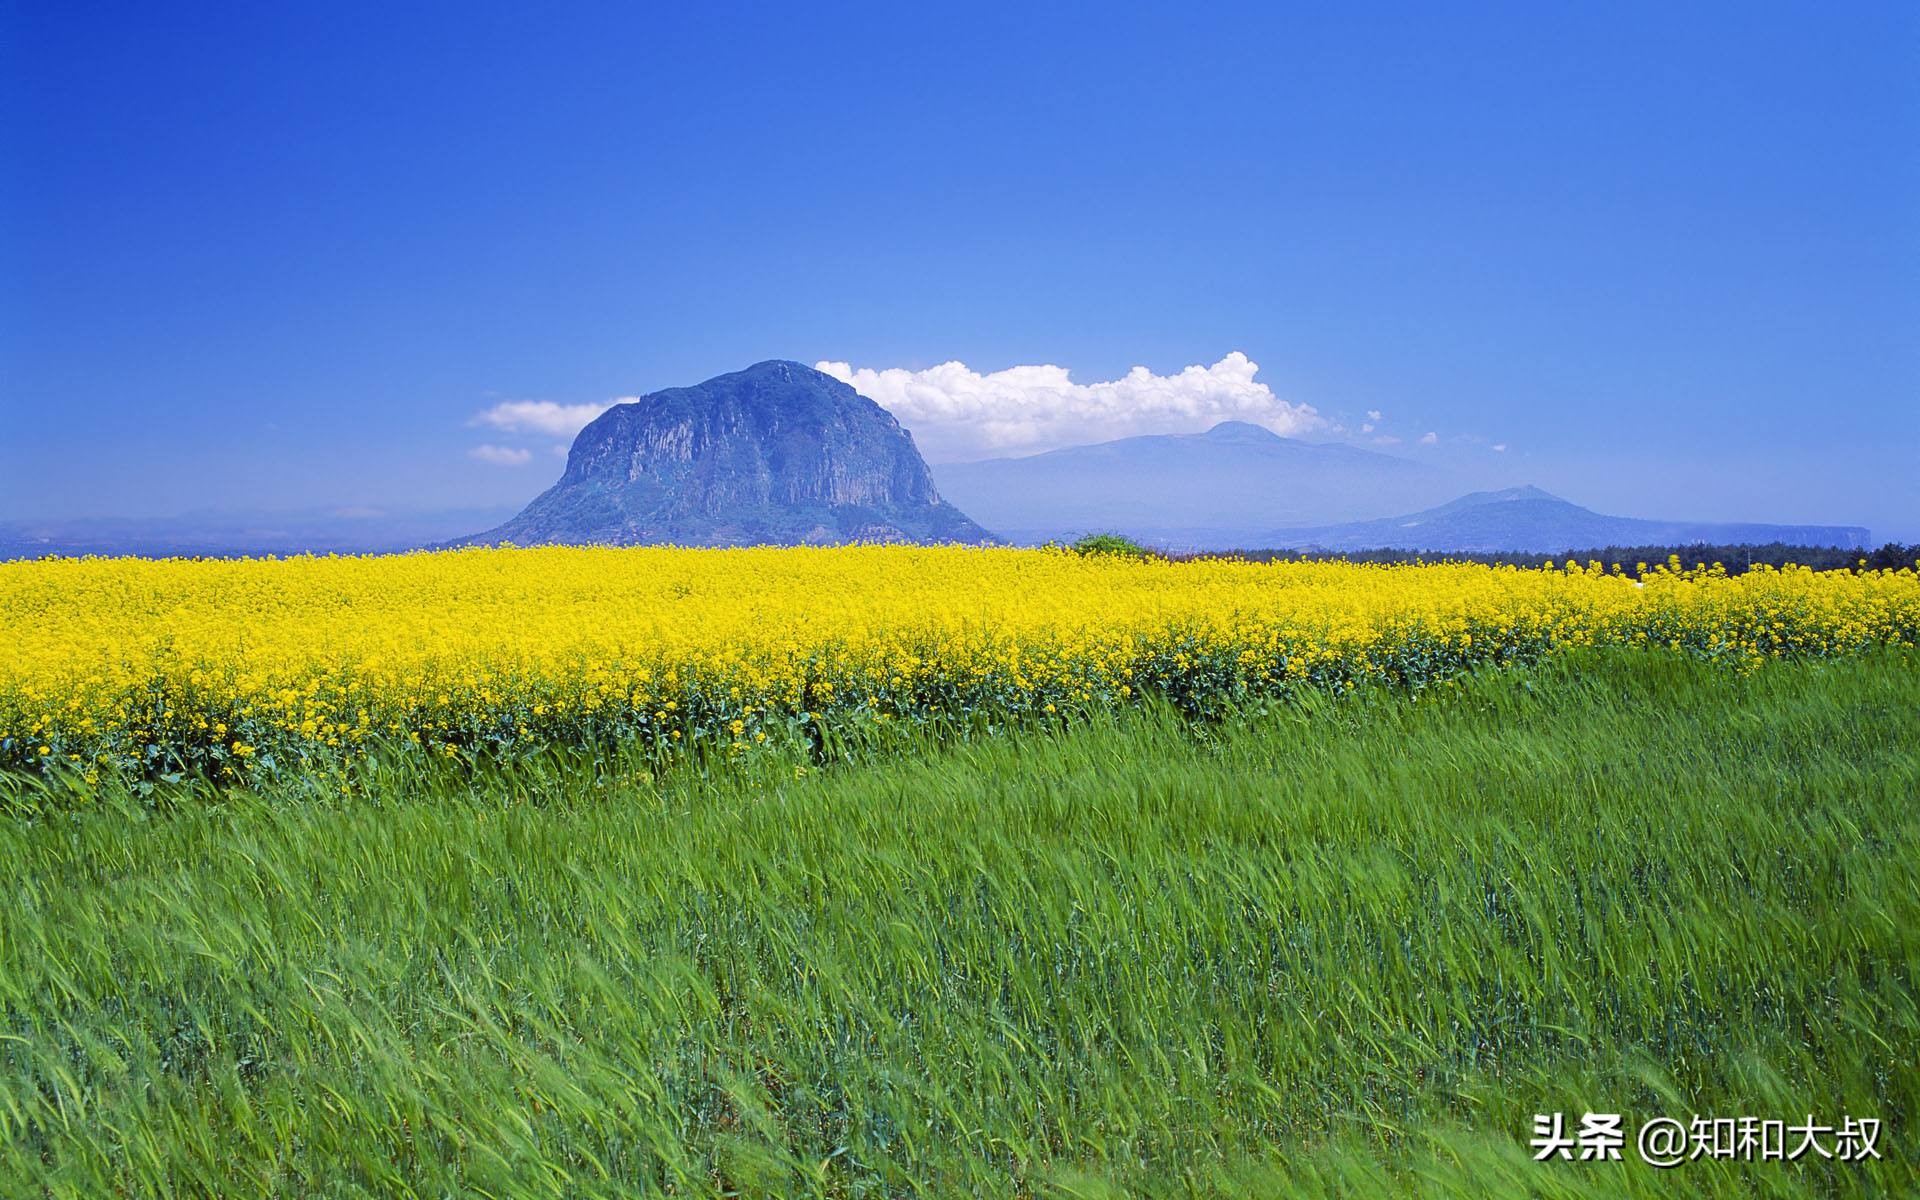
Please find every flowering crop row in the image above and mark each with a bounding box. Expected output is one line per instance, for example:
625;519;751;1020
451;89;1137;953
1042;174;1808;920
2;546;1915;783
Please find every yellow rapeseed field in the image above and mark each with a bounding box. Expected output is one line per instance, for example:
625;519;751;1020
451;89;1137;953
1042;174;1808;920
2;546;1916;781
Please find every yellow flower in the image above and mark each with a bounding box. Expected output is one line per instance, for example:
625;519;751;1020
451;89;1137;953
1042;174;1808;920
0;545;1911;777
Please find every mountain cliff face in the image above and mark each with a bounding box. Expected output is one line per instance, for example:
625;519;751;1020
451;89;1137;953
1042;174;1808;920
473;361;994;547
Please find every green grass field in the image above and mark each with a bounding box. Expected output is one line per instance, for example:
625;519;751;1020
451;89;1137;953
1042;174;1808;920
3;650;1915;1197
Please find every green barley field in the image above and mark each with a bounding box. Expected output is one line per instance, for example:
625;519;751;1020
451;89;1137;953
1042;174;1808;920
3;650;1915;1197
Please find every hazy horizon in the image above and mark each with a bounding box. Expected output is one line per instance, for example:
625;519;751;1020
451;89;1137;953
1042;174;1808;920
1;380;1910;544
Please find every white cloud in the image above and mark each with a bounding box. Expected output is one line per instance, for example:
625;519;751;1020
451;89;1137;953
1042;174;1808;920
1420;431;1439;445
472;399;621;438
1371;435;1402;445
1492;443;1508;453
470;444;533;466
815;351;1323;461
1360;422;1375;434
1366;409;1383;422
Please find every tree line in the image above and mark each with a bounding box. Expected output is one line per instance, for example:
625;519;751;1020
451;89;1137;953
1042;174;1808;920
1188;541;1920;575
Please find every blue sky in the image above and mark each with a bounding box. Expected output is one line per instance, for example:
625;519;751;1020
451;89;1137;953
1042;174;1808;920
4;2;1917;538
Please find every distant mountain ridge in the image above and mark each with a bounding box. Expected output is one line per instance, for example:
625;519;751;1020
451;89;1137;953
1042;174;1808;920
470;361;992;547
932;421;1461;548
9;377;1871;559
0;507;518;560
1265;486;1870;554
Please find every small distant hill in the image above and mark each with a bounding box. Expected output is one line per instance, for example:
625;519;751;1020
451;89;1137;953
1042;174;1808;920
932;421;1459;547
1265;486;1871;554
468;361;994;547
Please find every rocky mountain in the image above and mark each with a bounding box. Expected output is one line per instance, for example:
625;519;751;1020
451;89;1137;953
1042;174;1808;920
1264;486;1871;553
930;421;1461;548
471;361;993;547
